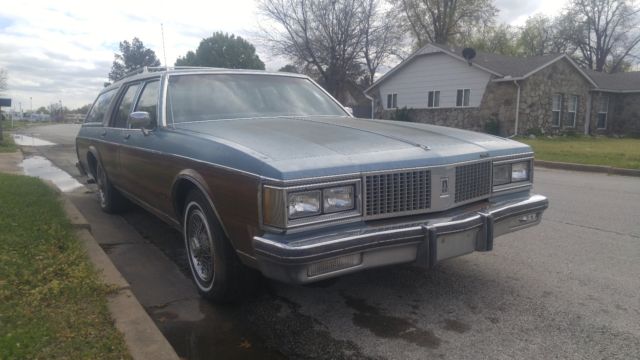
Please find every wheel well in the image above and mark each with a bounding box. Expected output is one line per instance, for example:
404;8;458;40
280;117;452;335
86;152;98;179
173;178;199;224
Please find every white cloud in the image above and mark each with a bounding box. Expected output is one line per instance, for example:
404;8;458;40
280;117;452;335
496;0;570;25
0;0;570;110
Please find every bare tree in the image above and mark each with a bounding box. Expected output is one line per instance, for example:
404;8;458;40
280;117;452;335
397;0;498;47
517;15;571;56
463;23;519;56
361;0;403;85
562;0;640;72
258;0;367;101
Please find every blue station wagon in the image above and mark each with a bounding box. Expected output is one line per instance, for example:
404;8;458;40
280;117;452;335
76;67;548;302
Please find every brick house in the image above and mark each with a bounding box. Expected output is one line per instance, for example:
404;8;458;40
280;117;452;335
364;43;640;136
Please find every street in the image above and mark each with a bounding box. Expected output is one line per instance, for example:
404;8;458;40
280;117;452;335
18;124;640;359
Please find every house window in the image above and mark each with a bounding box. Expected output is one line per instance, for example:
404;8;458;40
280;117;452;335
552;94;562;127
456;89;470;107
387;93;397;109
597;96;609;129
566;95;578;128
428;91;440;108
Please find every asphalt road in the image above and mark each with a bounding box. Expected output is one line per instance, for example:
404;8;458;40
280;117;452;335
17;124;640;359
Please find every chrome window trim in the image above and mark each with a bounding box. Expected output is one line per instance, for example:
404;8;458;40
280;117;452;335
163;72;352;127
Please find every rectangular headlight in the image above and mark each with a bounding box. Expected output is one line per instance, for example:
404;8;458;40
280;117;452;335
511;162;530;182
493;164;511;186
288;190;321;219
323;186;355;213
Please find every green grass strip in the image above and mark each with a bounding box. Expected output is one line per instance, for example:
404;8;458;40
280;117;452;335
0;174;129;359
520;137;640;170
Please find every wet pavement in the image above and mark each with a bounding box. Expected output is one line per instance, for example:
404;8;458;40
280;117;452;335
17;124;640;359
19;155;83;192
12;133;56;146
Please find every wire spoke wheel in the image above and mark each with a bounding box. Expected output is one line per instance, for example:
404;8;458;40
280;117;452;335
96;164;107;208
186;206;214;285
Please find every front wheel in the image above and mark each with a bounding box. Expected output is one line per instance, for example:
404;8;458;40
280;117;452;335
183;190;255;302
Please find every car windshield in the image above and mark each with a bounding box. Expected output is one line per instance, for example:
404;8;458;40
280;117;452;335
166;74;347;123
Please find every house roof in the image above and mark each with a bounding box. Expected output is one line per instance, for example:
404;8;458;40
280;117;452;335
586;70;640;92
428;43;563;78
365;43;601;93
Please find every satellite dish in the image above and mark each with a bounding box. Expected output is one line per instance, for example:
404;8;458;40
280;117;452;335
462;48;476;66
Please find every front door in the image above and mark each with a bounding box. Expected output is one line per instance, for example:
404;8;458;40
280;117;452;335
105;81;141;189
118;79;167;210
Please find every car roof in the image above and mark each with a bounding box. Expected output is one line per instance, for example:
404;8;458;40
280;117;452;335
104;66;308;92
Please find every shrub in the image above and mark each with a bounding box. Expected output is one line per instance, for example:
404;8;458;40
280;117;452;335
390;107;412;122
484;119;500;135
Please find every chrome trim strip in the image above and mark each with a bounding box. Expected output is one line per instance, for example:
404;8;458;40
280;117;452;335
75;135;266;180
175;115;350;125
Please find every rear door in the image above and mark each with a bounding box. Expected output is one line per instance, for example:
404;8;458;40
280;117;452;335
79;88;119;179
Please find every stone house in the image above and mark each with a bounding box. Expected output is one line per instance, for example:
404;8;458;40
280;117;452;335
364;43;640;136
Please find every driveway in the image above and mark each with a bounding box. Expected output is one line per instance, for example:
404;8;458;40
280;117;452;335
18;124;640;359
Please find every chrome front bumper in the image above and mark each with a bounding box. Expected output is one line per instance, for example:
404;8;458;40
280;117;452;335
253;194;548;284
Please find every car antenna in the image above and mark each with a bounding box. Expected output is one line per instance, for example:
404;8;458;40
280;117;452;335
161;23;168;68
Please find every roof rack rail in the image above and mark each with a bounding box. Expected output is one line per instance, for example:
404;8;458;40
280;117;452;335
116;66;223;81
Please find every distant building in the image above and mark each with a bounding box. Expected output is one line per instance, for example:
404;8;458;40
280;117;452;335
365;43;640;136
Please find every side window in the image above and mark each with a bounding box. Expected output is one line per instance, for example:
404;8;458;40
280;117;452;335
134;80;160;128
85;89;117;124
112;84;140;128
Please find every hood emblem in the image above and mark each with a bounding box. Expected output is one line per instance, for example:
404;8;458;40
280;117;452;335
441;177;449;194
480;152;490;158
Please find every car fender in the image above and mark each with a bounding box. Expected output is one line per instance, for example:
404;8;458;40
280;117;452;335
171;169;232;241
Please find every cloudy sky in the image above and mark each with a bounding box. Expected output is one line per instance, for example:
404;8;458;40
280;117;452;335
0;0;568;110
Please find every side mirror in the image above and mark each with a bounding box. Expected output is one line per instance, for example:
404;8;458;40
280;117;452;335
128;111;152;135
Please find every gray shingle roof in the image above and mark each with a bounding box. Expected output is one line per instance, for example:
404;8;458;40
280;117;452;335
429;44;563;77
586;69;640;91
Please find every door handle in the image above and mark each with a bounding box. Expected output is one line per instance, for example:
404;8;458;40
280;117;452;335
123;133;131;140
101;130;107;137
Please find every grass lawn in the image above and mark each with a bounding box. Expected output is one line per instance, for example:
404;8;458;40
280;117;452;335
1;119;54;131
0;174;130;359
519;137;640;170
0;131;17;153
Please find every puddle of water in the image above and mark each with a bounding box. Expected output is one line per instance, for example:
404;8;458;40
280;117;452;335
20;156;84;192
12;134;56;146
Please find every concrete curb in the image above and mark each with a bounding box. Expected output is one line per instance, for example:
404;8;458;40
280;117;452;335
60;193;180;360
535;160;640;177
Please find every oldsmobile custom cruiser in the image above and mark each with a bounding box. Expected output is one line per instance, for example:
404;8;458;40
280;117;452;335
76;67;548;302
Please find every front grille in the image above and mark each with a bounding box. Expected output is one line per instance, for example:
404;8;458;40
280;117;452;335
365;170;431;217
455;161;491;203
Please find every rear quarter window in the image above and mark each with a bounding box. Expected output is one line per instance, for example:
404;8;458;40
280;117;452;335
85;88;118;124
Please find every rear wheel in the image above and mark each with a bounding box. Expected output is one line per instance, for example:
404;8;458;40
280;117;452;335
95;162;128;213
183;189;255;302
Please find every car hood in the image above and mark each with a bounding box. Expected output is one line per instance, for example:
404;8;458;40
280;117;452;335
175;116;531;179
